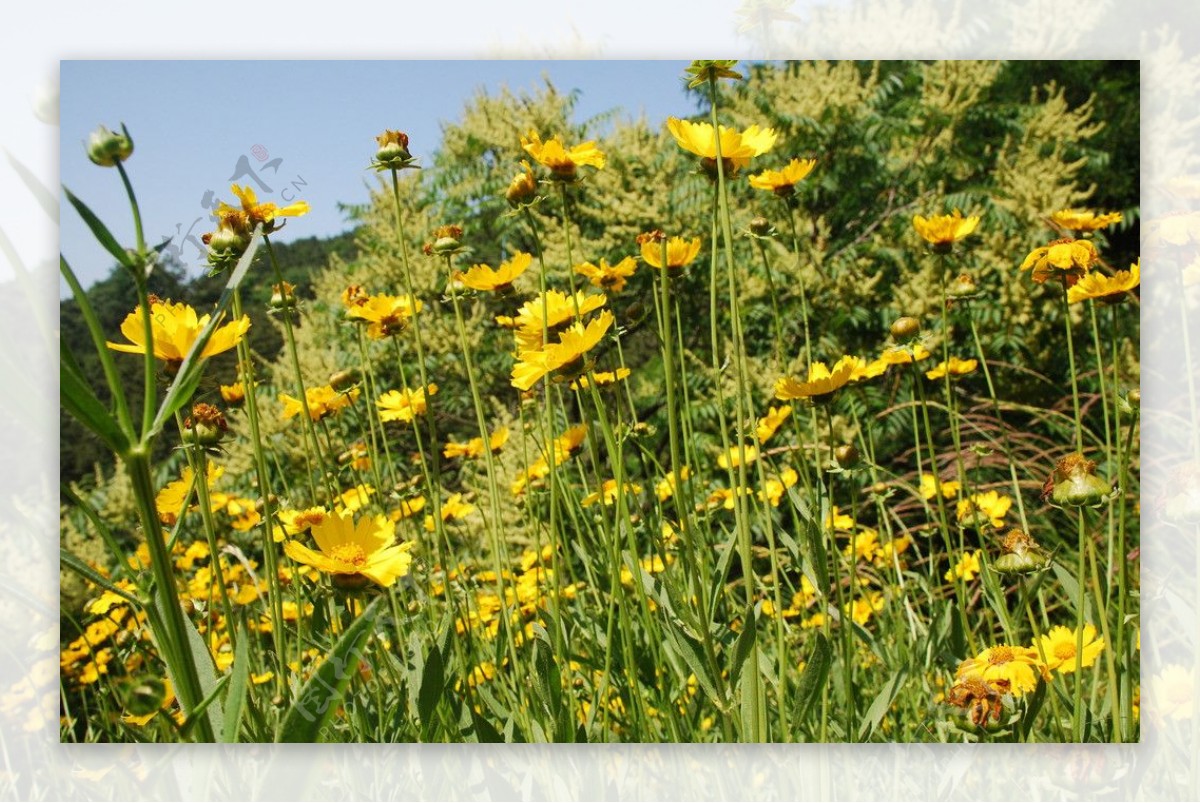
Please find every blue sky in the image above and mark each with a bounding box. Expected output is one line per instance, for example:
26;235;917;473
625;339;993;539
60;60;699;289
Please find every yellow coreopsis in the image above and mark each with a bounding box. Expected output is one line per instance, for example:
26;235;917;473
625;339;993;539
1067;260;1140;304
511;310;614;391
377;384;438;424
1034;624;1105;676
347;293;423;339
640;234;702;274
926;357;978;380
220;183;309;234
1020;238;1098;284
774;356;857;402
282;509;414;590
1050;208;1123;234
455;253;533;294
912;210;981;248
575;257;638;292
520;131;606;179
748;158;818;197
955;644;1045;697
280;385;359;423
667;118;777;173
107;300;250;365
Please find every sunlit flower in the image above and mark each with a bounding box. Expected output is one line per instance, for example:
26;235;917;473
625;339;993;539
718;443;759;469
825;505;854;531
107;300;250;365
509;290;608;352
879;344;933;365
1050;209;1122;234
520;131;606;179
926;357;978;380
575;257;638;292
955;644;1044;697
912;210;980;248
377;384;437;424
920;473;960;500
843;355;890;383
760;467;798;506
581;479;643;507
219;382;246;406
424;493;476;531
957;491;1012;529
640;234;702;274
506;160;539;207
155;462;223;526
274;507;328;543
774;356;857;402
1067;260;1140;304
667;117;777;174
283;509;414;590
569;367;631;391
511;311;614;391
748;158;818;197
756;405;792;443
845;590;885;626
655;466;691;502
1020;238;1098;285
455;252;533;294
1034;624;1104;676
444;427;510;460
218;183;309;234
347;293;423;339
945;549;982;582
389;496;427;522
280;384;359;423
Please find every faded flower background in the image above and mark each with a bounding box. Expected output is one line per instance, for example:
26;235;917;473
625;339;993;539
3;0;1196;798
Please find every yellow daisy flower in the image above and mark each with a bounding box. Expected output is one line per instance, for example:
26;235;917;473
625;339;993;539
219;382;246;406
509;290;608;352
748;158;818;197
718;444;760;469
655;466;691;502
956;491;1012;529
955;644;1044;697
424;493;476;531
218;183;309;234
107;300;250;365
581;479;643;507
1049;208;1123;233
347;293;423;339
912;210;981;247
760;467;799;507
1020;238;1098;284
283;509;414;590
945;549;983;582
1067;260;1140;304
377;384;437;424
919;473;960;500
640;234;702;274
575;257;638;292
774;356;857;402
520;131;606;179
511;311;614;391
880;344;933;365
1034;624;1105;676
443;427;510;460
666;117;777;172
455;252;533;294
279;385;359;423
756;405;792;443
569;367;631;391
925;356;978;380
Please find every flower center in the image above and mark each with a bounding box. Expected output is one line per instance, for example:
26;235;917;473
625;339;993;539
329;543;367;567
1053;642;1077;661
989;646;1015;665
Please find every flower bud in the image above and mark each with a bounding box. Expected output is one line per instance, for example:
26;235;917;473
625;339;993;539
269;282;298;311
890;316;921;341
86;124;134;167
834;444;860;469
374;130;415;170
947;273;980;300
749;216;775;237
506;161;539;208
992;528;1050;575
329;369;361;393
182;403;228;447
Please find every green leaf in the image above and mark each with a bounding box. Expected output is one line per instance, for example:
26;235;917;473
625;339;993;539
179;603;226;741
63;185;132;269
177;674;231;741
279;596;383;742
793;632;832;723
858;665;908;741
221;626;250;743
727;604;757;694
60;347;129;453
661;617;723;711
149;226;263;439
417;642;444;732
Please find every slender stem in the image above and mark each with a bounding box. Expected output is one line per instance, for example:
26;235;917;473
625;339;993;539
1061;290;1084;453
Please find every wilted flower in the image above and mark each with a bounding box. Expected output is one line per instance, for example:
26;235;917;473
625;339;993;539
373;129;416;170
1044;453;1112;507
1020;238;1097;285
955;644;1045;697
993;528;1051;575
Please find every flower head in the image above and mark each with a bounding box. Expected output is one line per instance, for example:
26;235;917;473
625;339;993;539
581;479;643;507
667;118;777;176
774;356;857;402
373;129;416;170
520;131;605;180
377;384;437;424
443;427;510;460
1050;208;1123;234
912;210;980;250
748;158;818;198
926;356;978;381
347;293;423;339
956;490;1012;529
683;59;743;88
217;184;309;235
919;473;960;501
509;290;608;352
640;234;702;275
283;509;414;590
280;385;359;423
1067;260;1140;304
511;311;614;391
106;299;250;367
756;405;792;443
506;160;539;208
945;550;983;582
1034;624;1104;676
575;257;638;292
1020;238;1098;285
455;252;533;295
955;644;1045;697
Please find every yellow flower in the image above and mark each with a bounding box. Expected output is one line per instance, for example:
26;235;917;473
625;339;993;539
640;235;702;273
107;300;250;365
843;355;890;383
1034;624;1104;676
569;367;631;391
219;382;246;405
280;385;359;423
912;210;980;247
155;463;223;525
1020;238;1098;284
666;117;777;172
1067;260;1140;304
845;590;885;626
718;444;759;469
389;496;426;522
756;405;792;443
274;507;328;542
575;257;638;292
377;384;437;423
956;491;1012;529
879;344;932;365
774;356;857;401
505;160;539;207
945;550;982;582
455;252;533;294
283;509;414;589
347;293;423;339
511;310;614;391
581;479;643;507
424;493;475;531
748;158;818;197
919;473;960;501
925;357;978;380
825;505;855;531
443;427;510;460
760;467;798;506
1050;208;1123;233
218;183;309;234
520;131;606;179
655;466;691;502
955;644;1044;697
509;290;608;352
336;484;374;514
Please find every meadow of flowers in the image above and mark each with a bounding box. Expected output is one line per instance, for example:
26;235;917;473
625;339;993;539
57;60;1140;743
